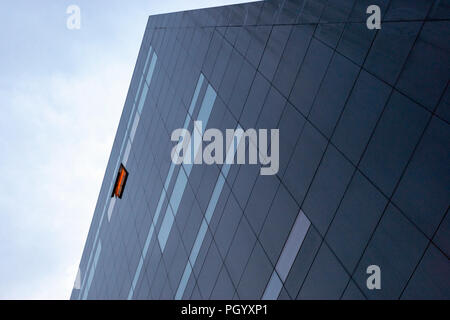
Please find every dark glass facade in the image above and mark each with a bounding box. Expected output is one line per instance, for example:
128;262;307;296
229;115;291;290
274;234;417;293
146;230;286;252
71;0;450;300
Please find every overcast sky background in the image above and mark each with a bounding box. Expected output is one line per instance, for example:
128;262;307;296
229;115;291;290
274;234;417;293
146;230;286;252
0;0;258;300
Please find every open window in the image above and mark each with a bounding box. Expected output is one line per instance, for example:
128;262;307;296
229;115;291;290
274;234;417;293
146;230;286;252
111;164;128;199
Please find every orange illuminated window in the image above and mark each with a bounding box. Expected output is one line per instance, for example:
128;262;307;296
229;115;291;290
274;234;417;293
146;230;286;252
112;164;128;199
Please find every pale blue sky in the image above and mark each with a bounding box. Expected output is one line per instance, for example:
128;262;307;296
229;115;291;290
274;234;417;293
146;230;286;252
0;0;258;299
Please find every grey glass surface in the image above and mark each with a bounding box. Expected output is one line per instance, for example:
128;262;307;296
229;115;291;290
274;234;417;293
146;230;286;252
341;280;365;300
225;216;256;287
237;242;273;299
73;0;450;300
260;184;299;265
210;265;235;299
284;122;327;204
259;25;292;82
337;22;376;66
308;52;359;139
353;204;428;299
401;244;450;300
433;212;450;258
326;172;387;272
262;272;282;300
332;70;391;165
298;242;349;300
303;145;354;236
273;24;314;98
277;102;306;176
392;117;450;238
244;174;280;235
364;22;421;85
289;38;333;116
284;226;322;299
275;210;311;282
396;21;450;111
360;91;430;197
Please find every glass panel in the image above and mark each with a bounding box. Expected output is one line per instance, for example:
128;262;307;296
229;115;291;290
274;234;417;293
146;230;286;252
276;210;311;281
129;112;140;143
129;74;213;297
145;53;157;86
204;175;225;223
262;272;282;300
153;189;167;225
175;263;192;300
158;206;175;251
127;287;134;300
169;168;188;214
174;125;243;299
143;224;154;257
131;256;144;294
142;46;153;74
196;85;217;129
189;220;208;265
187;73;204;116
107;197;116;221
158;83;217;250
82;240;102;300
261;211;310;301
136;84;148;114
164;163;175;191
123;139;132;166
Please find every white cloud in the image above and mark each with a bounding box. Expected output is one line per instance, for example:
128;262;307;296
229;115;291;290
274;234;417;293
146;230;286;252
0;57;132;299
0;0;261;300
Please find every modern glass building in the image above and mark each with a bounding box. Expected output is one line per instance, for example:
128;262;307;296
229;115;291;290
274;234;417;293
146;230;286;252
71;0;449;300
